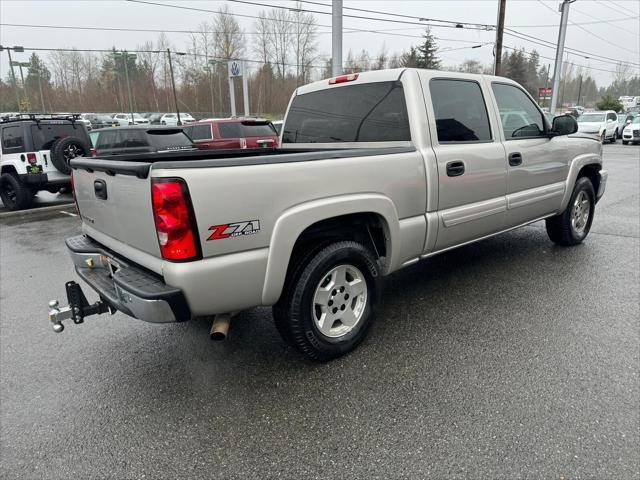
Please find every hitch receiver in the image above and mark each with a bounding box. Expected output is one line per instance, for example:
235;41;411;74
48;281;112;333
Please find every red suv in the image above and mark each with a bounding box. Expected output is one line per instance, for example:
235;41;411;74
183;118;278;150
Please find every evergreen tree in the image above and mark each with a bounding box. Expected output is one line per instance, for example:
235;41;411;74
416;28;441;70
400;47;419;68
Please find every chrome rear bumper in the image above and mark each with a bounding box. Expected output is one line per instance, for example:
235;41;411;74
65;235;190;323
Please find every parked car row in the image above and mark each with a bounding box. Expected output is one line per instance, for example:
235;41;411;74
576;110;639;144
75;112;198;129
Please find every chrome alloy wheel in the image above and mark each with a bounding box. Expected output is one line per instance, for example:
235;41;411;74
63;143;85;162
571;190;590;235
312;264;368;338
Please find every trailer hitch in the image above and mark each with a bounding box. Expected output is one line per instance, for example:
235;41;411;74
48;281;112;333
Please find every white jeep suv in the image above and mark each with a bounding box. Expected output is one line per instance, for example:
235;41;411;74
0;114;92;210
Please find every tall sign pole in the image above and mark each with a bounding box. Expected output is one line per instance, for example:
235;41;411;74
332;0;343;76
550;0;574;114
242;62;250;116
494;0;506;76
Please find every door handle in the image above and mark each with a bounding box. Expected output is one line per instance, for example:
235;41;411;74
509;152;523;166
94;180;107;200
446;161;465;177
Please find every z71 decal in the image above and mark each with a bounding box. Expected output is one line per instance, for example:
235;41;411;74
207;220;261;241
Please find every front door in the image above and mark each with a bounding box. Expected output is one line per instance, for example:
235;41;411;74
423;76;508;251
490;82;569;228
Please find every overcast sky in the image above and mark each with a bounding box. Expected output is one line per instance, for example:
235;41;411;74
1;0;638;87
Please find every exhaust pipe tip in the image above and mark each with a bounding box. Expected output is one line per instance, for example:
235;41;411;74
210;314;230;341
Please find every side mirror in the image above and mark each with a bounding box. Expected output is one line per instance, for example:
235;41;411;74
551;114;578;136
626;119;632;125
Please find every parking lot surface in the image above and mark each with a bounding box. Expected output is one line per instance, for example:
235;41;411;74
1;144;638;479
0;191;73;214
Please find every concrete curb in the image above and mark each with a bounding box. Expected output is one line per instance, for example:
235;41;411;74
0;203;75;220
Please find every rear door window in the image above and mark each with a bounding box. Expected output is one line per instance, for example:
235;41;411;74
1;125;25;152
282;81;410;143
430;79;492;143
218;123;242;138
185;124;213;141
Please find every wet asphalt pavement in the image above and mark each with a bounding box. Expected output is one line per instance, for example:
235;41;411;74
1;144;638;479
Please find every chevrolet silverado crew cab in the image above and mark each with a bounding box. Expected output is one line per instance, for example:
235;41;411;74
1;114;91;210
49;69;607;361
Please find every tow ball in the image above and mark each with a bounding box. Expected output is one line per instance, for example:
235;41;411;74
48;281;113;333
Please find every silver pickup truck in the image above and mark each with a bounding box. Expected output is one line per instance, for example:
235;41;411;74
49;69;607;361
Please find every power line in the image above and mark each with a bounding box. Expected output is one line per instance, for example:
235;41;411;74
570;6;638;36
509;15;640;28
0;22;493;45
536;0;639;55
504;28;640;68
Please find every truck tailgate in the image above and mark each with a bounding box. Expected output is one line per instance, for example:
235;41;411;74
73;167;161;259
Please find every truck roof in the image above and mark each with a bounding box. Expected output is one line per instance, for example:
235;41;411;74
296;68;518;96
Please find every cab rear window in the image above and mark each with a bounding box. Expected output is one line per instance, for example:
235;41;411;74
282;81;410;143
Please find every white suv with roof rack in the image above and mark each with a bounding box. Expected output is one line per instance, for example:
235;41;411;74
0;114;92;210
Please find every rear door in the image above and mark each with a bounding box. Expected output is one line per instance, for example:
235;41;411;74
423;76;507;250
489;82;568;227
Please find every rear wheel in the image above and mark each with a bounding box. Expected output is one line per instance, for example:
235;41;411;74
0;173;33;211
545;176;595;246
273;241;379;361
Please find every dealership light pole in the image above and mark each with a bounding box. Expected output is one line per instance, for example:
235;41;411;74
332;0;343;76
209;59;223;117
113;51;137;121
550;0;575;114
1;45;24;111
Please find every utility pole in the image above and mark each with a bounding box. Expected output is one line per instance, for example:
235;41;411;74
1;45;23;111
550;0;575;114
542;63;550;108
167;49;182;125
576;74;583;106
113;51;137;121
204;64;215;117
11;61;31;110
332;0;343;76
36;71;46;112
494;0;506;76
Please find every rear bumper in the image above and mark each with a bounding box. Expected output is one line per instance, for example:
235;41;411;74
18;171;70;187
66;235;190;323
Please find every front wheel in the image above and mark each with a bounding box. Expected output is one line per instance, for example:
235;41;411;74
273;241;379;361
610;131;616;143
545;176;595;246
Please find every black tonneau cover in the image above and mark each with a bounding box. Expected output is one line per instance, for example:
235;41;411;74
70;146;416;179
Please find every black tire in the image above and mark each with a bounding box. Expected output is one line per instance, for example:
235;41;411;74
545;176;595;246
600;132;606;144
50;136;90;175
0;173;33;211
273;241;379;361
610;132;616;143
622;140;629;145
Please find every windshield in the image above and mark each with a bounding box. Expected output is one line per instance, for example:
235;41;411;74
96;115;113;121
31;123;85;150
577;113;605;122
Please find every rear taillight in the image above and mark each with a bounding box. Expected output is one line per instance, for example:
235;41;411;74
151;178;201;261
26;152;37;165
90;148;97;157
239;138;247;149
329;73;359;85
